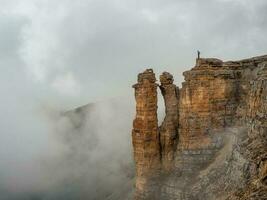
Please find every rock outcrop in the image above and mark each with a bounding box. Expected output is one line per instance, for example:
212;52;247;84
132;55;267;200
132;69;161;198
159;72;179;171
228;61;267;200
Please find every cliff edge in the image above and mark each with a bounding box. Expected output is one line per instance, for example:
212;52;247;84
132;55;267;199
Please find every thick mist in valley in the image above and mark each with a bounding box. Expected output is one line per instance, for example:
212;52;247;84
0;98;135;200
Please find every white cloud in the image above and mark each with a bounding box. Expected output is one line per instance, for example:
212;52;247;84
141;9;159;23
14;0;70;82
51;71;81;96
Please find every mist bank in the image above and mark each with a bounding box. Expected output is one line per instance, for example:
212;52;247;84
0;97;135;200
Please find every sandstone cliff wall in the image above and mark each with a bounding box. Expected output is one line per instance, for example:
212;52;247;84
132;55;267;200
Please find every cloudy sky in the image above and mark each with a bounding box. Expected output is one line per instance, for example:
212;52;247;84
0;0;267;198
1;0;267;108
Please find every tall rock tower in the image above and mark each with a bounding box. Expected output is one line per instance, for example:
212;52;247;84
132;69;161;198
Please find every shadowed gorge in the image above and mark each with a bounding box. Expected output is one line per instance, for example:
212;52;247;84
132;55;267;200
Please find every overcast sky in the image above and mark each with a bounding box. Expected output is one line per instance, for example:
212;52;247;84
1;0;267;108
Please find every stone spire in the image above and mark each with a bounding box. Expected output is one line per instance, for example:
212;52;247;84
159;72;179;171
132;69;161;195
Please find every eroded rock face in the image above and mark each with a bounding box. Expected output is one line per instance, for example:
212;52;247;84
132;55;267;200
132;69;161;198
179;60;240;151
228;62;267;200
159;72;179;171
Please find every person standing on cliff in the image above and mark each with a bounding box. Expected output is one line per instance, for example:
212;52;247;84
197;50;200;59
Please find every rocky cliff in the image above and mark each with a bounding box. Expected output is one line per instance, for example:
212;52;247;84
132;55;267;199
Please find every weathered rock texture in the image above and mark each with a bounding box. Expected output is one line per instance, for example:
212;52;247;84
132;69;161;197
132;55;267;200
159;72;179;171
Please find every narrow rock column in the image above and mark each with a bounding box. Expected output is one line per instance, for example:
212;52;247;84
132;69;161;194
159;72;179;171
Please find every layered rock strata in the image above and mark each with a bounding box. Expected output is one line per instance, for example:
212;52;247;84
132;69;161;197
132;55;267;200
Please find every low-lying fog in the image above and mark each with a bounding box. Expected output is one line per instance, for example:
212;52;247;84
0;98;135;200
